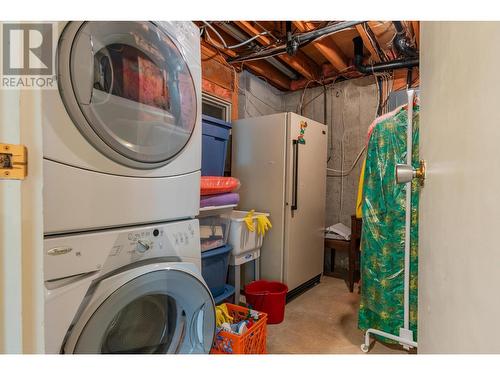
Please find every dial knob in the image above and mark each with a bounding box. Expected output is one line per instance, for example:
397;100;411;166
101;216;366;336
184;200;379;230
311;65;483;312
136;239;151;253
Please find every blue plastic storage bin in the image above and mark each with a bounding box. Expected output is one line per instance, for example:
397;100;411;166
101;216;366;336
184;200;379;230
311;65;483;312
201;115;232;176
201;244;232;297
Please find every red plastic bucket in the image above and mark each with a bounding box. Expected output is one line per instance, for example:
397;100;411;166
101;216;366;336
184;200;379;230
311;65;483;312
244;280;288;324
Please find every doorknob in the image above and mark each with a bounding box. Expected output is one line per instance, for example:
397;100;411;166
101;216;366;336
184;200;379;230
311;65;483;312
395;160;426;186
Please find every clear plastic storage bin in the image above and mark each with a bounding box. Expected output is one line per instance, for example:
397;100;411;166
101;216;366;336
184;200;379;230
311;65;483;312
198;205;234;252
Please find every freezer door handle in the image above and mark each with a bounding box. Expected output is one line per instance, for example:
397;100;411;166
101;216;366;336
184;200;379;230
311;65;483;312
291;140;299;211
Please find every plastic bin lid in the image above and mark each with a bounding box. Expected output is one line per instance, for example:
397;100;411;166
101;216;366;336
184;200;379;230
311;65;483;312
198;204;237;217
201;244;233;259
202;114;232;129
214;284;235;305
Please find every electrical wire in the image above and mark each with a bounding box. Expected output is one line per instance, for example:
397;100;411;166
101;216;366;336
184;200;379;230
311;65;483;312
230;21;363;64
228;51;284;63
363;23;387;62
296;65;357;114
254;21;279;41
326;145;366;176
373;75;381;119
339;89;345;221
201;21;271;50
296;79;322;114
328;86;335;162
226;32;271;49
202;21;228;48
373;70;393;116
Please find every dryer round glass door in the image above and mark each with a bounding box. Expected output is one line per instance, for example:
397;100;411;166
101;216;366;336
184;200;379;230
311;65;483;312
58;21;198;169
67;268;215;354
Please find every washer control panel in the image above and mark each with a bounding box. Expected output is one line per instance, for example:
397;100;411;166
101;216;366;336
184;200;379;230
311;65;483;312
103;220;200;273
44;219;201;281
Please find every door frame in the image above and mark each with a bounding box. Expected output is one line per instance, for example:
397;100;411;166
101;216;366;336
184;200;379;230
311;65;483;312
0;86;45;353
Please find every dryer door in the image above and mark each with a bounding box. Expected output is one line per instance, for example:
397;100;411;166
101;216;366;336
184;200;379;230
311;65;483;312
64;267;215;354
58;21;197;169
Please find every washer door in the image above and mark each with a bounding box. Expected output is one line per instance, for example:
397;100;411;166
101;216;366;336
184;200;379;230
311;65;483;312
66;268;215;354
58;21;197;169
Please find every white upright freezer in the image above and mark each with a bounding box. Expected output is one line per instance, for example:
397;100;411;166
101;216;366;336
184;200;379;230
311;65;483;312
232;112;327;295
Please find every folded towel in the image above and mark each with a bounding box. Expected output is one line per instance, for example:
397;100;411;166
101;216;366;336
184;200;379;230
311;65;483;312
200;192;240;208
325;222;351;241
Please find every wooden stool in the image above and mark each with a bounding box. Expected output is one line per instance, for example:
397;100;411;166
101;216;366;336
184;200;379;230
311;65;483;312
324;215;362;292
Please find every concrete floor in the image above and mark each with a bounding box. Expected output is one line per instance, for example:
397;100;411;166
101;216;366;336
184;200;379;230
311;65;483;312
266;277;409;354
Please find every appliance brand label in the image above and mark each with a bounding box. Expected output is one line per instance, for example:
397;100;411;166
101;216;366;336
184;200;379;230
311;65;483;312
47;246;73;256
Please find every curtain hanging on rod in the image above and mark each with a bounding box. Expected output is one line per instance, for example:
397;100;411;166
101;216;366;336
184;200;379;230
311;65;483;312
358;102;420;344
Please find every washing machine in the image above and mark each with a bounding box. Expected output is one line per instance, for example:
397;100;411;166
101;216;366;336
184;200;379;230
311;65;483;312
44;219;215;354
42;21;202;234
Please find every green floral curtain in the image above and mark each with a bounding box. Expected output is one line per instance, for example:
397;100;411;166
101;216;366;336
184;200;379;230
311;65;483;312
358;105;420;343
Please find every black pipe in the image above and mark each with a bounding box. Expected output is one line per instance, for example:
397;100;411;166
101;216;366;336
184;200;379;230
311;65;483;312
286;21;298;56
295;20;365;45
353;36;418;74
392;21;418;58
393;20;405;34
407;68;413;87
229;21;365;63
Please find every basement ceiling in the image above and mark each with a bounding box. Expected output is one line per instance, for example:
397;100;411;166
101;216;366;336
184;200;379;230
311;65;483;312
197;21;420;91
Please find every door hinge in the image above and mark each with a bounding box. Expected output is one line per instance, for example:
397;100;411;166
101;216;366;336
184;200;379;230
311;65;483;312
0;143;27;180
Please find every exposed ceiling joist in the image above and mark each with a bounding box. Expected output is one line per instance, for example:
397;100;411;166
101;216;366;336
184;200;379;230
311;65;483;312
199;21;419;92
243;60;291;90
355;24;382;62
293;21;350;73
201;41;290;90
214;22;299;80
201;39;237;58
234;21;321;81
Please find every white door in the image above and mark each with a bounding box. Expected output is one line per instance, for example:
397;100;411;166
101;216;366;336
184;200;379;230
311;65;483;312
419;22;500;353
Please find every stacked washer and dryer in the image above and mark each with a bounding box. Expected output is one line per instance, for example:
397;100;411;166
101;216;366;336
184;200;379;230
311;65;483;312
42;21;215;353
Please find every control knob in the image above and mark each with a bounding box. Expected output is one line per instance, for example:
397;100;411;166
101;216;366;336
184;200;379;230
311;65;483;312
136;239;151;253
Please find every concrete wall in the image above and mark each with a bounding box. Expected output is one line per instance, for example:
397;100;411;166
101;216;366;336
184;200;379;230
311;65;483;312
238;71;285;119
284;76;378;228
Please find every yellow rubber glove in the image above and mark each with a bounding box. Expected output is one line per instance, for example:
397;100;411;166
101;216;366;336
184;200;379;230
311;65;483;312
216;303;234;326
243;210;256;232
256;215;272;236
